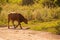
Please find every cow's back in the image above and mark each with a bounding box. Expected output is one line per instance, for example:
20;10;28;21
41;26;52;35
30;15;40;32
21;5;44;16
8;13;25;21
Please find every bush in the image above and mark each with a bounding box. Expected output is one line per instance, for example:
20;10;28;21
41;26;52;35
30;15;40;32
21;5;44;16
0;7;2;13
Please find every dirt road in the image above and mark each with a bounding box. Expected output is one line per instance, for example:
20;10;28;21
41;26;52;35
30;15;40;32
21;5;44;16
0;27;60;40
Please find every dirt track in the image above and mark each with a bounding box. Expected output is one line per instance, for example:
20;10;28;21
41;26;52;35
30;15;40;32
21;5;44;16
0;27;60;40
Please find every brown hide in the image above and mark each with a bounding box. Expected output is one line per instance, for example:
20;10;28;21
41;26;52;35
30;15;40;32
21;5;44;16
8;13;28;29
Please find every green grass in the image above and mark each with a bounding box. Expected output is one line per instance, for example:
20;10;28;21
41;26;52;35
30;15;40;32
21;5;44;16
21;20;60;34
0;18;60;34
0;4;60;34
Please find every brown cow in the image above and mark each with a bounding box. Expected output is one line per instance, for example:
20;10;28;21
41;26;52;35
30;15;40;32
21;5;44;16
8;12;28;29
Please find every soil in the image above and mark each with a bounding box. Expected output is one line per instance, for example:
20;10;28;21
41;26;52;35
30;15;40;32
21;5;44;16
0;27;60;40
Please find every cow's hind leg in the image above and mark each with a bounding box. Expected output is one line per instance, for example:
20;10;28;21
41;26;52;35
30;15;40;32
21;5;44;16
8;19;10;29
12;21;16;29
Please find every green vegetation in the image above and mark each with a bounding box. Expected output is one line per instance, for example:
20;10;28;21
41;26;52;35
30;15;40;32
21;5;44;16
22;20;60;34
0;0;60;34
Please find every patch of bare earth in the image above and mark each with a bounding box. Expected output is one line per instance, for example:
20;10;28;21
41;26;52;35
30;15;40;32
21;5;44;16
0;27;60;40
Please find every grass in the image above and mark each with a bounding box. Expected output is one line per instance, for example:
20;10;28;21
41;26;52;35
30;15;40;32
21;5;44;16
21;20;60;34
0;17;60;34
0;4;60;34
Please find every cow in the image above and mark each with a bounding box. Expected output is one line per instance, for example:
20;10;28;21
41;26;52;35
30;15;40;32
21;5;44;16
8;12;28;29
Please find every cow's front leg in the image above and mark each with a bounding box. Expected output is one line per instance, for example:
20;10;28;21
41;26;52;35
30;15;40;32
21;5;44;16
15;24;19;29
15;23;22;29
19;23;22;29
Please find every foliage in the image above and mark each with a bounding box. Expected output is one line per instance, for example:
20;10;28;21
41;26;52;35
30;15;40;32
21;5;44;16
8;0;22;4
0;0;60;34
29;20;60;34
22;0;34;5
0;7;2;13
55;0;60;6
